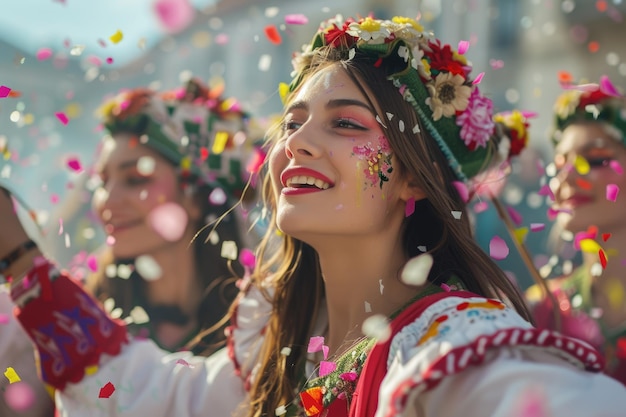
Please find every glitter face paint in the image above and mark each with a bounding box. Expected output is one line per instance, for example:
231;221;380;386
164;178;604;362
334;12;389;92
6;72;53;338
352;135;393;189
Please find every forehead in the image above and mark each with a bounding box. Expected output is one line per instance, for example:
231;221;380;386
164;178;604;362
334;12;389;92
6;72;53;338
98;134;169;170
291;64;363;104
556;122;624;154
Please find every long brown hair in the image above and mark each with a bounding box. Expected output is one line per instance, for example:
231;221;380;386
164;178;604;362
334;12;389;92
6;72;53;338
244;46;532;416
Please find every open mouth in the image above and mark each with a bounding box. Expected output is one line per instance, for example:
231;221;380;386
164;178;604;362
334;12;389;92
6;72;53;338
286;175;331;190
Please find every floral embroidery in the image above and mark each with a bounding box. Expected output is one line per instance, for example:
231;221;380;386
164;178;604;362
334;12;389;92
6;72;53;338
352;136;393;188
456;88;495;150
425;72;471;122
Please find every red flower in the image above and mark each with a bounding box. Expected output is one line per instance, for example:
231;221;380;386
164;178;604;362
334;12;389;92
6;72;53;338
508;121;529;157
324;20;356;48
424;40;465;76
578;88;613;110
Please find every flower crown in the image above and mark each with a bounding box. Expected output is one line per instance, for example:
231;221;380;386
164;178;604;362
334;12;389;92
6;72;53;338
98;78;260;199
553;75;626;146
285;15;520;182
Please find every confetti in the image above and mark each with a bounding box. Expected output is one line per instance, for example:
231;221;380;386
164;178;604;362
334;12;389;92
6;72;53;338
472;72;485;85
362;314;391;343
451;210;462;219
536;184;554;201
137;156;156;175
514;227;528;245
580;238;602;254
473;201;489;213
489;59;504;69
0;86;11;98
239;248;256;268
98;382;115;398
55;112;69;125
135;255;162;281
86;255;98;272
0;314;9;324
66;156;83;172
285;14;309;25
452;181;469;202
275;405;287;416
602;233;611;242
506;206;523;226
209;187;227;205
307;336;325;353
4;367;21;384
147;202;189;241
264;25;282;45
609;160;623;174
599;75;621;97
129;306;150;324
489;236;509;260
212;131;229;154
221;240;238;260
280;347;292;356
573;155;590;174
4;382;35;412
405;197;416;217
599;249;608;269
401;253;433;286
319;361;337;377
606;184;619;202
457;40;469;54
153;0;195;33
109;30;124;44
36;48;53;61
530;223;545;232
175;358;195;368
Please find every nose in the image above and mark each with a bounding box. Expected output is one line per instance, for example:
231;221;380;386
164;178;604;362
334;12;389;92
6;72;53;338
551;158;581;202
284;121;323;160
92;180;122;219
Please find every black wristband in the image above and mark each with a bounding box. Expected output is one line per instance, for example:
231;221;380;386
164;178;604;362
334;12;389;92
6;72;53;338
0;240;37;274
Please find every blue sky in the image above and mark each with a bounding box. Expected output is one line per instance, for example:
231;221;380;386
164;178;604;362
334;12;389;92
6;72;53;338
0;0;217;67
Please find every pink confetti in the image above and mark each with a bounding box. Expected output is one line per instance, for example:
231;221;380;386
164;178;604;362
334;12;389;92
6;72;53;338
4;382;35;412
318;361;336;377
87;56;102;66
610;160;623;174
55;112;69;125
97;39;107;47
506;206;523;226
0;86;11;98
489;236;509;260
36;48;53;61
98;382;115;398
87;255;98;272
285;14;309;25
606;184;619;202
405;197;416;217
175;358;195;368
307;336;324;353
239;248;256;268
321;345;329;360
106;235;116;245
247;148;266;174
340;372;358;381
452;181;469;202
153;0;195;34
472;72;485;85
599;75;622;97
58;218;64;235
457;40;469;54
530;223;545;232
147;202;189;241
66;157;83;172
215;34;229;45
0;314;9;324
489;59;504;69
574;229;597;250
106;57;114;64
537;184;554;201
473;201;489;213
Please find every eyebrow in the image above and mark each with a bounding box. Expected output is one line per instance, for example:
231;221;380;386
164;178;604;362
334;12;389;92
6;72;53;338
285;98;376;115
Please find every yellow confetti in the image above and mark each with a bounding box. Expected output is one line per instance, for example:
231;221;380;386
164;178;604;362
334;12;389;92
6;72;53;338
64;103;82;119
212;132;229;154
180;156;192;170
580;238;602;253
514;227;528;245
4;367;21;384
574;155;590;175
109;30;124;44
85;365;99;376
278;82;290;104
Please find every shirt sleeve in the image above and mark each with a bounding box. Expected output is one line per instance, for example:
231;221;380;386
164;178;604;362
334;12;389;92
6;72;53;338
375;295;621;417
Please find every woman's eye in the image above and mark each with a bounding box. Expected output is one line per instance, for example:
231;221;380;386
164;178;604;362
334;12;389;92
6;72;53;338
127;176;150;186
334;118;365;130
282;120;302;132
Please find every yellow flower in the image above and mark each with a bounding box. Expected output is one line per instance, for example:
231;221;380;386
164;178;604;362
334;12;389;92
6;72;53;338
554;90;582;120
452;50;467;65
359;17;381;32
426;73;471;121
494;110;525;138
392;16;424;32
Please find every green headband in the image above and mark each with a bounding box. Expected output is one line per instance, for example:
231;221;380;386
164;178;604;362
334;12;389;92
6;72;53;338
553;78;626;146
99;79;255;198
284;15;520;182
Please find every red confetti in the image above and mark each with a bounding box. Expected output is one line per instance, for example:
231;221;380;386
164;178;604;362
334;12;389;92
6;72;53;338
602;233;611;242
98;382;115;398
588;41;600;53
616;337;626;359
557;70;573;84
599;249;607;269
596;0;608;12
200;147;209;161
575;177;593;190
264;25;282;45
55;112;69;125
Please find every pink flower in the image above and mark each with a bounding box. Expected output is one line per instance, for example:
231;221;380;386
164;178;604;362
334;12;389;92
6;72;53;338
455;88;494;150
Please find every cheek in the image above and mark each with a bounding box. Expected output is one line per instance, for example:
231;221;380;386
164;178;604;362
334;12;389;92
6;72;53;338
351;136;393;189
269;143;288;189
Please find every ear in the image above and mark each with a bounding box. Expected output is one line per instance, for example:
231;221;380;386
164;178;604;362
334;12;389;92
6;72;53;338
399;178;426;203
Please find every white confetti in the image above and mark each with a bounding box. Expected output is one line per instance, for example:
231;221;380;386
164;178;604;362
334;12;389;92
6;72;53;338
451;210;462;219
364;301;372;313
417;245;427;252
258;54;272;72
400;253;433;286
379;279;384;294
117;264;133;279
386;112;394;120
280;347;292;356
221;240;238;260
135;255;162;281
398;120;405;132
129;305;150;324
412;124;420;133
275;405;287;416
362;314;391;343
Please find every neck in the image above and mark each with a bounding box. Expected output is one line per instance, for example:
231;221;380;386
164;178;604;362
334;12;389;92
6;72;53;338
142;229;201;317
310;232;425;357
